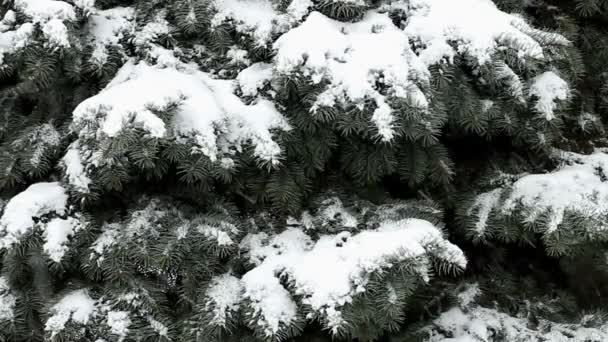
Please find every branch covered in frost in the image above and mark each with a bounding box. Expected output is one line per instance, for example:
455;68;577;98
460;149;608;255
0;182;86;263
416;283;608;342
183;194;465;341
43;287;171;341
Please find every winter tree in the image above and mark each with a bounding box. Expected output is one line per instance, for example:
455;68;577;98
1;0;608;341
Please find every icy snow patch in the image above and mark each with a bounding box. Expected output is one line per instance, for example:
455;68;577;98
198;223;237;246
26;123;61;168
106;311;131;340
456;283;480;308
403;0;561;66
425;286;608;342
62;141;92;192
0;277;16;322
0;182;68;248
212;0;311;46
471;149;608;234
274;11;428;141
90;224;120;257
43;217;81;263
45;290;97;337
205;273;243;326
0;22;34;64
14;0;75;23
72;60;290;163
240;220;466;333
237;63;274;96
213;0;278;45
41;18;71;47
132;13;170;49
317;197;358;229
86;7;135;63
14;0;76;48
272;3;566;138
467;188;502;234
529;71;569;121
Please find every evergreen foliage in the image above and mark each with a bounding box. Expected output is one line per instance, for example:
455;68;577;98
1;0;608;341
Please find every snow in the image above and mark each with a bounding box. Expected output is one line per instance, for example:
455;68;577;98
316;197;358;229
0;23;34;65
386;284;398;304
86;7;135;63
213;0;278;45
1;11;16;28
470;149;608;234
274;11;427;141
212;0;310;46
227;46;250;65
290;197;359;231
62;141;92;192
456;283;480;307
26;123;61;168
148;316;169;337
132;13;170;49
41;18;71;47
242;265;299;336
402;0;559;66
45;289;97;337
43;217;81;263
237;63;274;96
0;182;68;248
90;224;120;257
423;285;608;341
198;223;238;246
0;0;80;62
205;273;243;326
106;311;131;340
74;0;96;13
495;62;525;101
271;3;566;139
14;0;75;23
72;60;290;163
529;71;570;120
466;189;502;234
240;219;465;333
0;277;16;322
14;0;76;48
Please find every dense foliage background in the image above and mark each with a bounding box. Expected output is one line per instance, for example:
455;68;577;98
2;0;608;341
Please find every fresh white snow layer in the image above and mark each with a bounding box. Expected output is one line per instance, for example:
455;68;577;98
0;277;16;322
274;11;427;141
43;217;81;263
424;284;608;341
45;289;97;337
0;182;68;248
239;219;466;334
14;0;75;23
86;7;135;63
106;311;131;340
198;222;239;246
402;0;559;66
212;0;311;46
62;141;92;192
466;188;502;234
205;273;243;326
272;1;568;140
72;60;290;163
469;149;608;234
529;71;570;120
14;0;76;48
0;14;33;64
237;62;274;96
